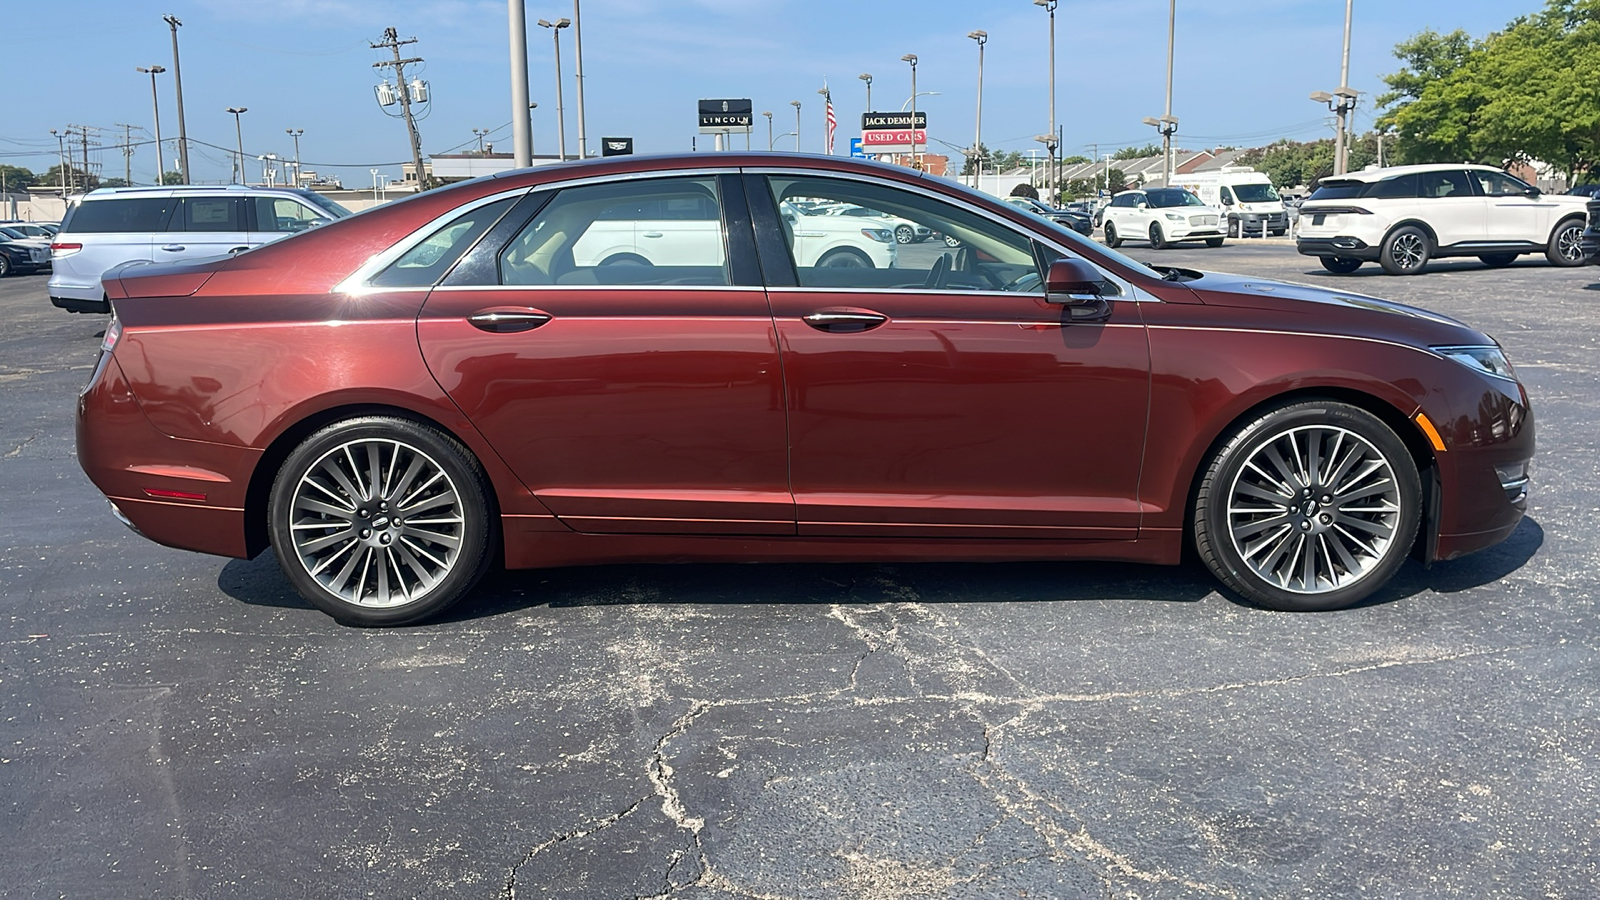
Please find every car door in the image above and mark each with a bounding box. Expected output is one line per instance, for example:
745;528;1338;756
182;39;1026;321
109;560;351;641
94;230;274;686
1415;169;1485;248
160;196;250;263
750;172;1151;540
1472;170;1547;243
414;173;794;535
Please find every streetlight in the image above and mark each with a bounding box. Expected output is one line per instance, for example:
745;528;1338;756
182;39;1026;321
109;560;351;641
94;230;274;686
285;128;303;187
537;17;571;161
899;91;940;111
258;153;279;187
226;107;248;184
472;127;490;154
164;15;191;183
1034;133;1058;201
1310;89;1360;175
968;30;987;189
790;100;802;152
136;65;167;184
762;111;774;150
1034;0;1057;194
1141;115;1179;187
51;129;68;193
901;53;919;169
858;73;872;113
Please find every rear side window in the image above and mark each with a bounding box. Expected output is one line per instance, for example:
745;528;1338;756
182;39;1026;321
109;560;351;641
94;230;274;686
60;197;173;234
370;197;516;288
1418;170;1472;199
170;197;243;232
254;197;324;233
1369;174;1419;200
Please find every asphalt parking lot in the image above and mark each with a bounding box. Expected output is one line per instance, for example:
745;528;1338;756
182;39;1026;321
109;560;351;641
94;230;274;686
2;245;1597;899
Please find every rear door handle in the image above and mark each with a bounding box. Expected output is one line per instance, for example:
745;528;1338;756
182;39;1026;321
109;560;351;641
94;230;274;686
468;308;553;333
641;231;664;238
159;244;185;252
802;310;889;333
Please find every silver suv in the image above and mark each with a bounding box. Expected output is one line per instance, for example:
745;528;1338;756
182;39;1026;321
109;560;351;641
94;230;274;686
49;185;352;313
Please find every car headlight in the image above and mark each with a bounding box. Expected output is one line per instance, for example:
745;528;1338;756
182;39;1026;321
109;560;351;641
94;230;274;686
861;228;894;243
1164;213;1185;221
1433;345;1518;382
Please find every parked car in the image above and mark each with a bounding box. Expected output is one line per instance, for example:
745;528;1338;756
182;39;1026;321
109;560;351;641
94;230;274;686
1581;195;1600;262
0;236;50;276
1566;184;1600;198
826;203;933;244
1101;187;1225;248
48;184;352;313
1296;164;1590;275
1005;196;1094;235
78;152;1533;625
1172;170;1290;237
0;222;57;242
0;224;54;252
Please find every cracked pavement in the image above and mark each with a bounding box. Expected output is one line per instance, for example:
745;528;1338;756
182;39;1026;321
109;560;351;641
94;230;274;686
2;250;1597;899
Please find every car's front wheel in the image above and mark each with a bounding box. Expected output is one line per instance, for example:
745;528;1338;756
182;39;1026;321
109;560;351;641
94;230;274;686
1205;238;1224;248
1104;222;1122;248
816;247;873;268
1380;225;1431;275
1319;257;1363;274
1478;252;1517;268
895;224;915;245
268;416;495;626
1547;218;1586;267
1192;400;1421;611
1149;222;1168;249
0;255;10;278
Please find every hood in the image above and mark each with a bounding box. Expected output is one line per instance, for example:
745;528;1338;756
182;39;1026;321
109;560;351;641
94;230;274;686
1183;270;1464;322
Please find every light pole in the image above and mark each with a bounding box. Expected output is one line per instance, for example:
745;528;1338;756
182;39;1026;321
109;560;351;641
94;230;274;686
538;18;571;161
901;53;919;169
137;66;167;184
285;128;303;187
51;129;68;193
572;0;588;158
968;30;987;189
164;15;190;183
1310;89;1359;175
790;100;802;152
1161;0;1177;187
508;0;533;167
371;168;380;203
1141;116;1179;187
472;127;490;154
227;107;248;184
1034;134;1058;201
763;111;774;150
259;153;279;187
1034;0;1057;193
817;86;832;154
859;73;872;113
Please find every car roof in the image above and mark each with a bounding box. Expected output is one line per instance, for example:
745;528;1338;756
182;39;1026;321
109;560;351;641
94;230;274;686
1321;163;1508;184
79;184;317;200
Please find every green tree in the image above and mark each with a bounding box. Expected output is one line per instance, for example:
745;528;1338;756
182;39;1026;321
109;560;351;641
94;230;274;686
161;171;184;185
1112;143;1161;160
0;165;36;190
1060;154;1090;165
43;163;97;191
1009;182;1039;200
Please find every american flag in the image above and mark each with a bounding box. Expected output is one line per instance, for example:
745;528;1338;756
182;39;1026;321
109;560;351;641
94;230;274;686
825;96;837;155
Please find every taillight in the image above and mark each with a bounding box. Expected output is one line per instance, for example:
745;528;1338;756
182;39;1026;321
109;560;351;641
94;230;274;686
101;316;122;355
51;242;82;257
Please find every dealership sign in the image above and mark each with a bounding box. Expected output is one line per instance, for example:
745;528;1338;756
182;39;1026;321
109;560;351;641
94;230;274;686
698;98;753;134
861;111;927;130
601;137;634;156
861;128;926;154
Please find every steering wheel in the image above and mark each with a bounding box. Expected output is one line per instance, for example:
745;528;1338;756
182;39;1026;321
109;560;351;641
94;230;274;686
923;253;951;289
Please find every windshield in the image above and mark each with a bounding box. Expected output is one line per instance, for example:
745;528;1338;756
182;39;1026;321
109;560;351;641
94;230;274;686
1233;183;1280;203
293;189;354;219
1309;180;1367;200
1146;189;1205;208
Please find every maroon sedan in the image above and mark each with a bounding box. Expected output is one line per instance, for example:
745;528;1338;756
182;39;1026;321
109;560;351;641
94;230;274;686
77;154;1533;625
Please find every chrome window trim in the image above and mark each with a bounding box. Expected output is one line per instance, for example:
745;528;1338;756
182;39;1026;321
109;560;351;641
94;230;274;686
741;166;1147;301
335;187;532;294
428;283;764;293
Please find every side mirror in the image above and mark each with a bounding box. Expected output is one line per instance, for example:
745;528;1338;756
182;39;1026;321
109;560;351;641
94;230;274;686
1043;258;1105;305
1221;196;1235;206
1524;187;1542;198
307;217;332;229
1135;201;1148;209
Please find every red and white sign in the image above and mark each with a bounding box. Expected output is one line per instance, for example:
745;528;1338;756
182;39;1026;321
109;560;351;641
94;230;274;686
861;128;926;152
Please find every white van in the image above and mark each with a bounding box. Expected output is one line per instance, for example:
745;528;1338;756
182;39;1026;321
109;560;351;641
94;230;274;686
1173;168;1288;237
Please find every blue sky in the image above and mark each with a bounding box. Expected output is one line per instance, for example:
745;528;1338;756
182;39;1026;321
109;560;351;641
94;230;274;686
2;0;1546;186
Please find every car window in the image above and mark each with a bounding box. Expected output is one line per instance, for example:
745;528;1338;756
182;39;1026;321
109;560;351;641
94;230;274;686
1473;171;1532;197
370;196;517;288
59;197;174;234
497;176;730;287
1369;174;1419;200
1418;170;1472;199
763;174;1042;293
254;197;325;233
1308;180;1367;201
169;197;243;233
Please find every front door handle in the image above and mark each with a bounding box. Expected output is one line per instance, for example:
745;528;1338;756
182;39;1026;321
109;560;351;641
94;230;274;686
803;310;889;333
641;231;665;238
159;244;186;252
468;308;553;333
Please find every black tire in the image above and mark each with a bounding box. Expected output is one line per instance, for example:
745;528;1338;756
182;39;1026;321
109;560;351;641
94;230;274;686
816;247;873;268
1478;253;1517;269
1270;229;1287;237
1546;218;1586;267
599;253;652;267
268;416;495;626
1227;217;1240;238
1193;400;1422;612
894;225;915;245
943;234;963;248
1104;222;1122;249
1319;257;1363;274
1379;225;1431;275
0;254;10;278
1205;238;1224;248
1149;222;1168;250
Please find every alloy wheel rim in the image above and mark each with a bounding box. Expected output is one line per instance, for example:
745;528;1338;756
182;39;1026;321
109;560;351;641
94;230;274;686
1225;425;1402;595
1558;226;1583;261
1393;234;1425;268
288;438;464;608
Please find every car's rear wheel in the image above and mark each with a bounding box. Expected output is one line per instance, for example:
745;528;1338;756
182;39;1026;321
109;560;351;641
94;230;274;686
1104;222;1122;248
1149;222;1168;249
895;224;915;245
943;234;963;248
816;247;873;268
268;416;494;627
599;252;652;267
1380;225;1431;275
1478;253;1517;268
1546;219;1586;267
1193;401;1421;612
1319;257;1363;274
0;255;10;278
1205;238;1225;248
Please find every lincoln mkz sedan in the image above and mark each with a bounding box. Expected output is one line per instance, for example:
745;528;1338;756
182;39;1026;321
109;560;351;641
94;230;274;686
77;153;1534;626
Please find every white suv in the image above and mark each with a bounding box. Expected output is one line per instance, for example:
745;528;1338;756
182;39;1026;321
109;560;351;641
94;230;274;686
49;185;352;313
1100;187;1225;249
1296;163;1590;275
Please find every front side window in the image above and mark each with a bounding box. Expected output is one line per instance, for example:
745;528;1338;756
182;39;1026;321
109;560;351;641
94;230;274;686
1473;171;1533;197
170;197;243;233
254;197;324;233
765;174;1042;292
497;177;730;287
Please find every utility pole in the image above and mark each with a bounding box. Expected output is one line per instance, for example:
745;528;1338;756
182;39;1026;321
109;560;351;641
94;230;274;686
507;0;533;167
1336;0;1354;175
572;0;588;159
371;27;430;190
538;18;571;161
286;128;304;187
116;123;137;185
164;15;191;183
1035;1;1057;194
51;130;68;193
969;30;987;189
